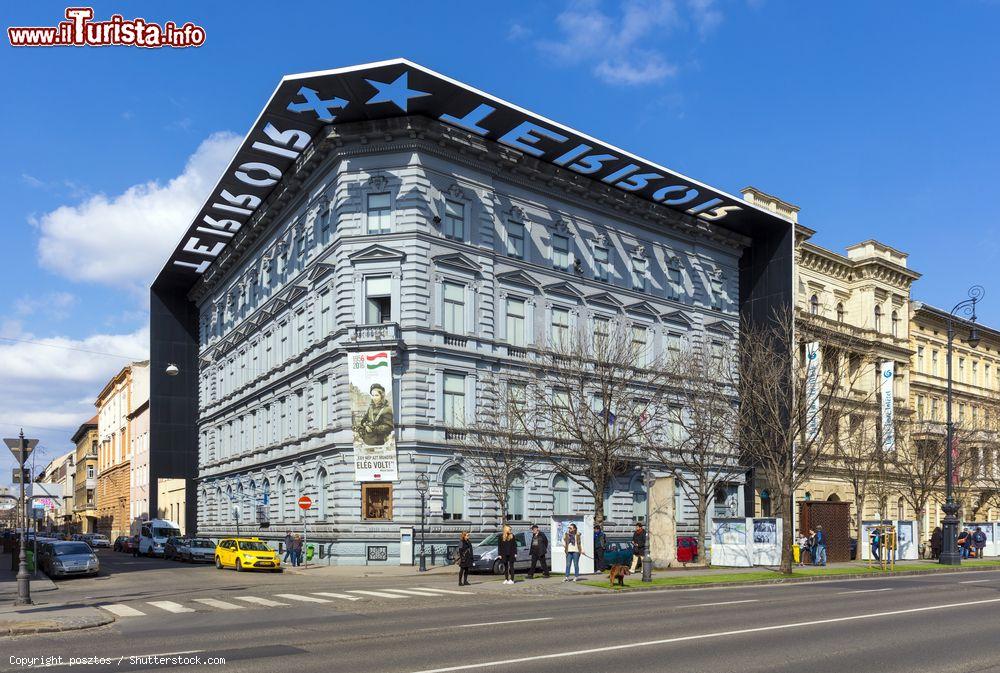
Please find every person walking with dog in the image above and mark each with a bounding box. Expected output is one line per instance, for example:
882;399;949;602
563;523;582;581
629;521;647;573
594;524;607;572
457;531;473;586
526;524;549;579
498;525;518;584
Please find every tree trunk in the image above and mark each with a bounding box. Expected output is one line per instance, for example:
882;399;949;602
780;505;793;574
695;498;709;567
854;496;864;548
915;504;926;558
593;490;605;526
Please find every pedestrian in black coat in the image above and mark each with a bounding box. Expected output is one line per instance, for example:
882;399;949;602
457;531;473;586
527;524;549;579
498;525;518;584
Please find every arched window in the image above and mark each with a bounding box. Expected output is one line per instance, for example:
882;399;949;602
897;498;904;521
760;489;772;517
226;485;234;524
810;294;819;316
553;475;569;515
293;473;303;520
836;302;845;323
317;469;327;521
442;468;464;520
874;305;882;332
236;483;244;525
276;476;286;522
506;473;525;521
891;310;899;337
631;479;647;523
261;478;271;522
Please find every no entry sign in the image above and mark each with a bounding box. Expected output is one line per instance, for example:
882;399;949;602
298;496;312;511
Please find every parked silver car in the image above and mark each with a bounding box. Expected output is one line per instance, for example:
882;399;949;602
471;531;549;574
39;541;100;578
167;537;215;562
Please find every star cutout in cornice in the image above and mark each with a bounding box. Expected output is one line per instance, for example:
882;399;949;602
364;72;430;112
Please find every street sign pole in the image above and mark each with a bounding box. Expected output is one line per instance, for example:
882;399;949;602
5;430;39;606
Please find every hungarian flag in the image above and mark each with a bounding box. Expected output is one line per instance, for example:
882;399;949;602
366;352;389;369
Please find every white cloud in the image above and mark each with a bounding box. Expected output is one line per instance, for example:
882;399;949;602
534;0;724;85
35;131;241;294
0;326;149;474
14;292;76;320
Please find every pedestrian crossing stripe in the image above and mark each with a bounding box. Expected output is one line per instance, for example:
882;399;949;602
348;590;406;598
382;589;446;597
147;601;194;613
234;596;289;607
411;587;474;595
312;592;362;601
100;604;145;617
275;593;330;603
193;598;245;610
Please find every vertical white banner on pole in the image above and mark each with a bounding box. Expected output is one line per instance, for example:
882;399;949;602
880;360;895;452
805;342;822;442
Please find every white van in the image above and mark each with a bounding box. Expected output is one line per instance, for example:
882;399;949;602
137;518;182;557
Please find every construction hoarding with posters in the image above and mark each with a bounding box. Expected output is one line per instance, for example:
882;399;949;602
349;351;397;482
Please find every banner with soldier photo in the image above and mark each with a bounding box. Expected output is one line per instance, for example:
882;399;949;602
349;351;397;482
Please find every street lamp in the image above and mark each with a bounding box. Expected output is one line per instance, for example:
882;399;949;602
642;468;656;582
415;473;428;572
4;430;39;606
940;285;985;566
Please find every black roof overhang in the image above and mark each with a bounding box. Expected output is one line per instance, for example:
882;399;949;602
151;58;792;297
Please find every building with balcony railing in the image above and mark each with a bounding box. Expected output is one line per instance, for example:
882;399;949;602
148;61;796;564
71;415;99;533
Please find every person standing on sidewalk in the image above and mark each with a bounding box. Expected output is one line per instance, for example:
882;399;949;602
973;526;987;559
291;534;303;567
930;526;943;560
594;524;607;572
563;523;582;581
457;531;473;586
498;525;518;584
813;525;827;566
629;521;647;573
526;524;549;579
283;531;293;565
958;528;972;559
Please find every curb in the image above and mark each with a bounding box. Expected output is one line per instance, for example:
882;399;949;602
1;614;115;637
582;565;1000;594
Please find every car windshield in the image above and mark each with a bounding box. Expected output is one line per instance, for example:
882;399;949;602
92;535;108;540
478;534;499;546
55;543;93;556
153;527;181;538
237;541;270;551
190;540;214;548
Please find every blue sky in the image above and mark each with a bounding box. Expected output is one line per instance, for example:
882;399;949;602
1;0;998;476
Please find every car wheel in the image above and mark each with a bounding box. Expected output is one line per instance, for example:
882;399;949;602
215;556;223;569
491;559;505;576
235;559;243;572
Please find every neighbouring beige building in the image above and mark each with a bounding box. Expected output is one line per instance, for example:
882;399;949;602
71;416;99;534
96;361;148;539
34;450;76;533
910;302;1000;531
742;187;920;531
157;478;187;534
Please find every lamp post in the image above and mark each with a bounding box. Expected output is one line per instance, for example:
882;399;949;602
5;430;39;606
416;473;428;572
642;468;656;582
940;286;984;566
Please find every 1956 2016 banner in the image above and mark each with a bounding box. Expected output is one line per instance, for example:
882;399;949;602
349;351;398;482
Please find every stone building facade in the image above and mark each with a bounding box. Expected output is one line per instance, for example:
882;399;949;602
71;416;99;534
129;363;151;525
192;116;750;563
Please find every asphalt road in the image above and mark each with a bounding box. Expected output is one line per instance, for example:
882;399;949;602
5;553;1000;673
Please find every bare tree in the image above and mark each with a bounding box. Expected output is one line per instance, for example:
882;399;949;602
736;307;875;574
642;337;743;564
454;373;530;526
510;319;674;525
829;410;884;540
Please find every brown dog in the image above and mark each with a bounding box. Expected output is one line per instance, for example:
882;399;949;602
608;564;631;587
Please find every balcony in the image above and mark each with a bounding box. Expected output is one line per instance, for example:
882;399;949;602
85;478;97;489
348;322;401;348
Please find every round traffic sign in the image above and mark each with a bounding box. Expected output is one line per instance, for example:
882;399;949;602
298;496;312;510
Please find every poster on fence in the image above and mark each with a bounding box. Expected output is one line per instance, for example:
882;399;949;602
349;350;397;482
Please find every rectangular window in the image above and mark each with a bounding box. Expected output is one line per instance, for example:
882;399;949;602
917;345;925;372
87;465;95;479
443;200;464;240
931;398;939;421
367;192;391;234
631;325;648;364
365;276;392;324
443;373;466;427
443;282;465;333
319;207;332;245
552;234;570;270
593;245;609;281
296;312;306;354
666;333;684;359
318;378;330;428
632;256;648;291
551;307;570;348
931;350;939;376
507;221;525;259
972;361;979;386
594;316;610;343
506;298;526;347
362;483;393;520
320;291;333;337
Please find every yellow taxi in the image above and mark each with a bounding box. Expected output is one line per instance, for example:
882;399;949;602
214;537;282;572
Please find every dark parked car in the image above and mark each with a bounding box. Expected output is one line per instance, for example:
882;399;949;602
38;541;100;578
167;537;215;562
602;541;634;566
